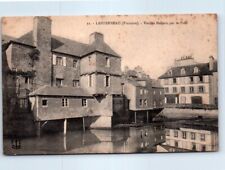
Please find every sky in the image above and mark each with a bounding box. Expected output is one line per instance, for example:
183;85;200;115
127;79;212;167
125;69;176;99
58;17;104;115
2;14;217;78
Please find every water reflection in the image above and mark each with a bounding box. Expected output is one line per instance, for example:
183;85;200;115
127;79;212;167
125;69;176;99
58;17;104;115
4;124;165;154
157;123;218;152
4;122;218;155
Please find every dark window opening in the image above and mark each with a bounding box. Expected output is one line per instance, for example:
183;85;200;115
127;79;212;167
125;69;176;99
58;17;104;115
82;99;87;107
56;78;63;87
42;99;48;107
105;75;110;87
62;98;69;107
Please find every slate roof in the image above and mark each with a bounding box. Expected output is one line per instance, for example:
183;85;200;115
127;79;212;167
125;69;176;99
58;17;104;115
159;62;217;79
151;79;163;88
2;34;15;44
29;86;92;97
5;31;120;57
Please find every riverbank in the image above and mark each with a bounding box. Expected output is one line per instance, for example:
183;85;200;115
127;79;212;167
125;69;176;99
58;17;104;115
156;108;218;120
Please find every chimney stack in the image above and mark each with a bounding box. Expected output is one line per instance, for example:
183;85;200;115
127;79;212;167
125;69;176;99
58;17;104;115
32;17;52;88
89;32;104;44
209;56;215;71
33;16;52;49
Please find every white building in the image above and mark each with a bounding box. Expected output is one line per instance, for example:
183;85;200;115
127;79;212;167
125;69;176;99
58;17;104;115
164;127;218;152
159;56;218;105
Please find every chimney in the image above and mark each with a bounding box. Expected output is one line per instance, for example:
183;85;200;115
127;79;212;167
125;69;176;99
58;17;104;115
89;32;104;44
209;56;215;71
33;16;52;49
32;17;52;88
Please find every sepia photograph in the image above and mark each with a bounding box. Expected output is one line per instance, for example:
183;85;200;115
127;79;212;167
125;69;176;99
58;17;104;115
1;14;218;155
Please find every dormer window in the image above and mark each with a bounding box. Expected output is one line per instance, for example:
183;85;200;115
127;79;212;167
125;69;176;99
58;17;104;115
168;70;172;76
194;67;199;74
181;68;186;75
73;60;78;68
106;57;110;67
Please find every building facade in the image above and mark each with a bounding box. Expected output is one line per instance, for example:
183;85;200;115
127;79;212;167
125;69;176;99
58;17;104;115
164;127;218;152
123;73;164;123
2;17;161;136
159;56;218;106
2;17;126;136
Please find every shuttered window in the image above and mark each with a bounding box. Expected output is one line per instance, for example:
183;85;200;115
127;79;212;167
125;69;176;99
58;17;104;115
53;54;56;65
63;57;66;66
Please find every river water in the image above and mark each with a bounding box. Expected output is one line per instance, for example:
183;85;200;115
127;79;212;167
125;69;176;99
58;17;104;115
4;121;218;155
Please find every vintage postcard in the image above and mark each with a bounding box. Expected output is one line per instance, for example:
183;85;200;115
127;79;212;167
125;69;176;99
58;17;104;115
1;14;218;155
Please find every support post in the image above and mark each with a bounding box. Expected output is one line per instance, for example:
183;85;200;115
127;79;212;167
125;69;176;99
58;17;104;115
64;119;67;136
134;112;137;124
63;135;67;151
36;121;41;137
82;117;85;132
146;111;149;123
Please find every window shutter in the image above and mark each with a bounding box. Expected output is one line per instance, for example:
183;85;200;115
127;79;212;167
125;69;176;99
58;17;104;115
63;57;67;66
104;76;106;87
53;54;56;65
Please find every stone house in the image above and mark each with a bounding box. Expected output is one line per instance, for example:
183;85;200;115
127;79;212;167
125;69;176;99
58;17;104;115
2;17;129;136
2;16;163;136
123;75;164;123
159;56;218;106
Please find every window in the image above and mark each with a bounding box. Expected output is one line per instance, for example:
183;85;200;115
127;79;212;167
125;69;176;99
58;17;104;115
200;134;205;141
56;78;63;87
62;98;69;107
190;86;194;93
165;87;169;93
173;78;177;84
144;99;148;106
174;130;178;138
73;80;80;87
144;89;148;94
181;87;185;93
19;98;28;108
73;60;78;68
139;99;143;106
182;131;187;139
42;99;48;107
153;101;156;107
82;99;87;107
160;90;162;95
153;90;156;95
199;86;204;93
88;75;92;87
168;70;172;76
199;75;203;82
56;56;63;66
25;77;29;84
88;56;91;65
181;68;186;75
191;132;196;140
175;141;179;147
192;143;196;151
173;87;177;93
140;89;143;95
106;57;110;67
166;129;170;136
190;76;194;83
105;75;110;87
202;145;206;151
194;67;199;73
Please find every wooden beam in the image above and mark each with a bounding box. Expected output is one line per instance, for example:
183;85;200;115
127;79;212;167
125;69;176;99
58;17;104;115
64;119;67;135
82;117;85;132
146;111;149;123
134;112;137;124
